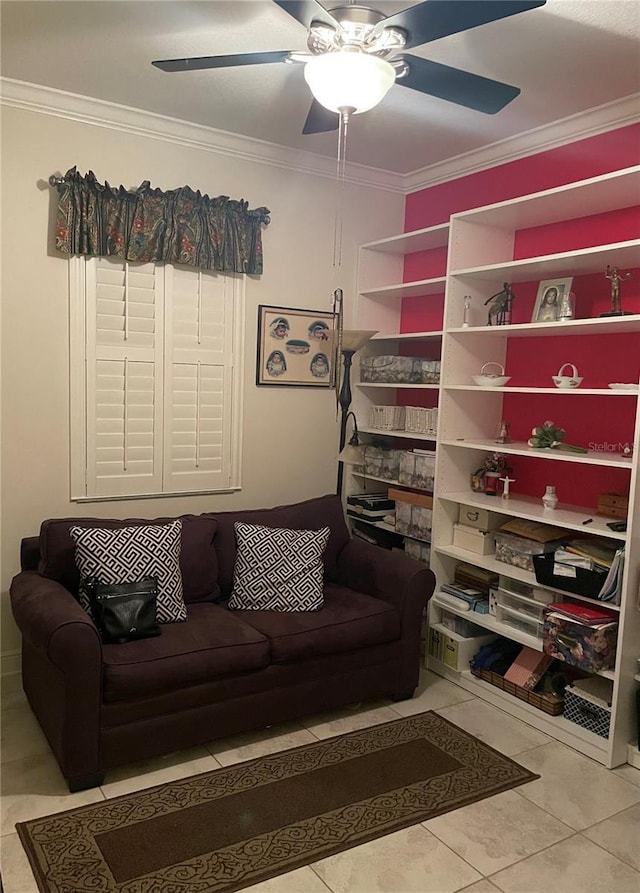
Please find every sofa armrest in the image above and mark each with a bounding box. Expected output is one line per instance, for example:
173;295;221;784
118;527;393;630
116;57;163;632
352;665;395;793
337;538;435;696
10;571;102;664
10;571;104;788
336;538;435;616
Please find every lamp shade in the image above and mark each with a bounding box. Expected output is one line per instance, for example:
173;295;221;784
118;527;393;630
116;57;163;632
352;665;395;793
341;329;378;352
338;443;365;465
304;52;395;114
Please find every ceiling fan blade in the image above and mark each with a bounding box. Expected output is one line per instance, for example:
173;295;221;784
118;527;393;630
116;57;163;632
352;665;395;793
302;99;339;134
272;0;339;30
379;0;546;50
399;54;520;114
152;51;291;73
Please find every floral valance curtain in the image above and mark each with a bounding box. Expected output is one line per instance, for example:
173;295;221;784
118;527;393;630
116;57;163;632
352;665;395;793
54;167;271;274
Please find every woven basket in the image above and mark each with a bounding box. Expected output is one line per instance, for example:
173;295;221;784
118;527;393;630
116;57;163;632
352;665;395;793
369;405;406;431
470;667;564;715
404;406;438;436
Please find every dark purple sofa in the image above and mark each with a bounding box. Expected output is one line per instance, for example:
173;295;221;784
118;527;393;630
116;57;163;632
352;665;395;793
10;494;435;792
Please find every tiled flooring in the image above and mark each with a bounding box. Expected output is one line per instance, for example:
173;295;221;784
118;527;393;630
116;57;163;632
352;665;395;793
2;670;640;893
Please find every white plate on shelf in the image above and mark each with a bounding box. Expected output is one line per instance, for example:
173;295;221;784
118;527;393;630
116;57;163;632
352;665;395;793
608;383;639;391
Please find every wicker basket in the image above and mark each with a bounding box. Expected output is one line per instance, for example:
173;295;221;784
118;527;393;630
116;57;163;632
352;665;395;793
405;406;438;436
470;667;564;716
370;405;406;431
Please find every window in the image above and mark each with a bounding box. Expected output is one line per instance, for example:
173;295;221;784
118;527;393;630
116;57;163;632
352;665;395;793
70;257;244;500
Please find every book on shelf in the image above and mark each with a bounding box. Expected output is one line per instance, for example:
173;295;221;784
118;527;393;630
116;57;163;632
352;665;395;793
564;538;620;569
503;647;553;690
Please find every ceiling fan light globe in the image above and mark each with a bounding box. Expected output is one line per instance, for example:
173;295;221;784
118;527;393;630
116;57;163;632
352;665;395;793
304;52;395;114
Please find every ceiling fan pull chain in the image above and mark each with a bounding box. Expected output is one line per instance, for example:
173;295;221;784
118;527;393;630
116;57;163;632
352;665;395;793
333;108;351;268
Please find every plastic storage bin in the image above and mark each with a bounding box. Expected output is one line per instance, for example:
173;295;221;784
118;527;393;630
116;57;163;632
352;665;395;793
496;589;547;621
499;575;555;604
496;604;545;640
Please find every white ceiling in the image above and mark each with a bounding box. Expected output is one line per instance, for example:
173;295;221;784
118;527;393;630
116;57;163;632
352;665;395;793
1;0;639;175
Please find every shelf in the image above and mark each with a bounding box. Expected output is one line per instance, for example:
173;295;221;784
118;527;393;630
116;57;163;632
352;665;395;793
438;490;627;541
371;330;443;341
450;239;640;282
431;597;615;681
349;514;431;545
360;277;446;300
433;544;621;612
356;382;440;390
360;427;437;442
444;386;637;396
450;166;640;232
350;472;433;495
361;222;449;255
440;438;634;469
432;595;542;651
448;315;640;338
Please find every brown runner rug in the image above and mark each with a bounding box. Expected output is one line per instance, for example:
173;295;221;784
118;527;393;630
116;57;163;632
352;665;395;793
17;712;538;893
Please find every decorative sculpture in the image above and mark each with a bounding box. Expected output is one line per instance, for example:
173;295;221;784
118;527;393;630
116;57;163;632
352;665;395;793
500;475;516;499
484;283;515;325
601;266;632;317
496;420;511;443
462;294;472;327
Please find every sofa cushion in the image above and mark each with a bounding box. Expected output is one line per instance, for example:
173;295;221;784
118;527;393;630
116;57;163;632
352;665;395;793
228;523;330;612
207;494;350;597
233;583;401;663
101;602;270;703
71;521;186;624
39;514;219;603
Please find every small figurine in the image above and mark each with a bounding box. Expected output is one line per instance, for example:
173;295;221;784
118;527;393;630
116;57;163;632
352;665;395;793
485;283;515;326
496;420;511;444
500;475;516;499
601;266;633;317
462;295;472;328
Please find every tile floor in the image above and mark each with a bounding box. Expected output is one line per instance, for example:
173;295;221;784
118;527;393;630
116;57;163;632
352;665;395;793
2;669;640;893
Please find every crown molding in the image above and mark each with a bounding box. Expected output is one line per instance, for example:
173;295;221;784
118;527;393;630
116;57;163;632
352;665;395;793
2;78;637;197
0;78;405;194
403;93;640;194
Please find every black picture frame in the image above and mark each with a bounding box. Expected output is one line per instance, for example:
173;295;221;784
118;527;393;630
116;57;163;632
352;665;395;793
256;304;336;387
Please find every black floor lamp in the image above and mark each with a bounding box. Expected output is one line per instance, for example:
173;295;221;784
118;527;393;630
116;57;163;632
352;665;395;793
336;329;377;496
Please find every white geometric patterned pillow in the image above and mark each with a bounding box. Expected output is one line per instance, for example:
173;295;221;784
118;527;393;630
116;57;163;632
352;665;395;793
70;520;186;624
228;522;330;612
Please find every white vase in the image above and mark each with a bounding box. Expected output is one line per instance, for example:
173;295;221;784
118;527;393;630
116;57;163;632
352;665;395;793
542;485;558;510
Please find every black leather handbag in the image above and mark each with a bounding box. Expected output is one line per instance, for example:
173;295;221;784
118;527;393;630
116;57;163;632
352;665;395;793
85;577;160;644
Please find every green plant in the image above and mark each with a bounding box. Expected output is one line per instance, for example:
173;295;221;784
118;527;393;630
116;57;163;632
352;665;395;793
528;420;587;453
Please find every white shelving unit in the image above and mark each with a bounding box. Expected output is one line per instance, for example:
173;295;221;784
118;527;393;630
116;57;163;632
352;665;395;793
354;165;640;769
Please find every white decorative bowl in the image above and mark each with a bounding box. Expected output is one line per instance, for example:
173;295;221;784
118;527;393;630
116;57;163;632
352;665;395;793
552;362;583;389
472;362;510;387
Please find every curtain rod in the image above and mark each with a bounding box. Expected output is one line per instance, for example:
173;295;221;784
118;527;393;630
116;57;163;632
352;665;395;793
48;174;67;187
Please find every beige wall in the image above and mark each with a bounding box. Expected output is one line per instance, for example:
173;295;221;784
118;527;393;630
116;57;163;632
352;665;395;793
0;102;403;668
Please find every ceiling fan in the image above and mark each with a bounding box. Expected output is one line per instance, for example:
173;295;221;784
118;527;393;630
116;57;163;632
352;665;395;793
152;0;546;134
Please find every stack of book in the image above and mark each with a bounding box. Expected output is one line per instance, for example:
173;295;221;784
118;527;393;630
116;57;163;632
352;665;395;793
437;583;489;614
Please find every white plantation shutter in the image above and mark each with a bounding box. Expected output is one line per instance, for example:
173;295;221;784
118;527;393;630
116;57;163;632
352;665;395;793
85;259;164;497
163;267;235;492
71;257;243;500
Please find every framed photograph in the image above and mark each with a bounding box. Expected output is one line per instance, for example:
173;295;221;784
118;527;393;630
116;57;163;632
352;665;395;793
531;277;573;323
256;304;335;387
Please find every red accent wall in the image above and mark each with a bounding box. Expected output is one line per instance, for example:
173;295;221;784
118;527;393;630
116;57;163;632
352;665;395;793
404;123;640;230
398;123;640;509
